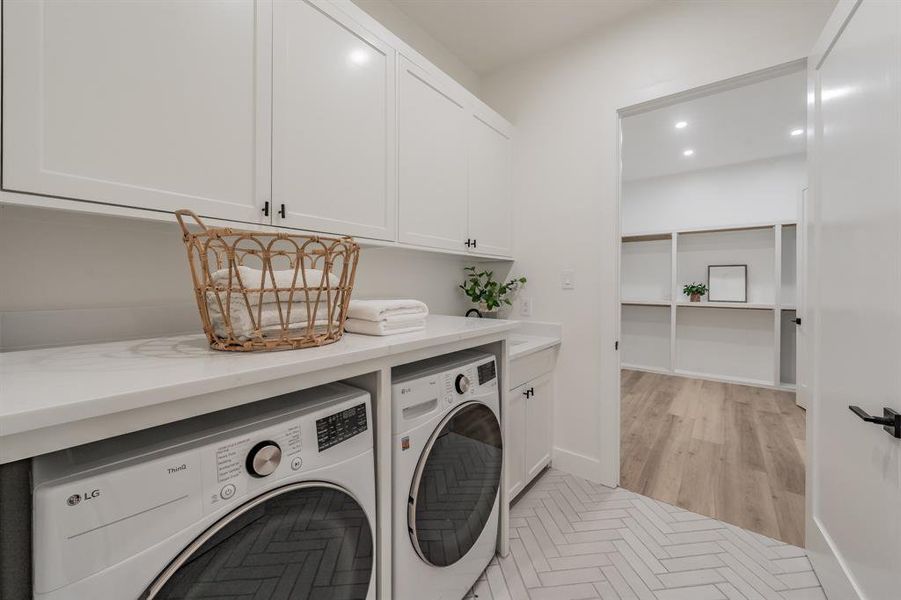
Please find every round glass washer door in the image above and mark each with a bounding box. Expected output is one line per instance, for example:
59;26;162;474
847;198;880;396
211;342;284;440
408;401;503;567
142;482;373;600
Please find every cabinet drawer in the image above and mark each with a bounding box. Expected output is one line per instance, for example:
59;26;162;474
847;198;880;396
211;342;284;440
509;347;557;390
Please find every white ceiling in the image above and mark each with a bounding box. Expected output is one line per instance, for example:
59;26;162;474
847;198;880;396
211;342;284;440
621;70;807;182
380;0;658;74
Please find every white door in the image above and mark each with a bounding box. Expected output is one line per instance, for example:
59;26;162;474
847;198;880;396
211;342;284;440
806;2;901;598
2;0;269;224
397;56;469;251
506;383;527;502
272;0;396;240
524;374;553;482
468;111;513;257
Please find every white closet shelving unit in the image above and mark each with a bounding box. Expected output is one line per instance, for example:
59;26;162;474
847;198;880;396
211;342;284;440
621;221;797;389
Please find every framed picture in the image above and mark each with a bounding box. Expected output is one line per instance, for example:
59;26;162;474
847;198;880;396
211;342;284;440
708;265;747;302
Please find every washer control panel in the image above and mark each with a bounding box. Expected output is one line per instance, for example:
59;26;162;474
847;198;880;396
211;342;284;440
316;403;368;451
202;399;370;513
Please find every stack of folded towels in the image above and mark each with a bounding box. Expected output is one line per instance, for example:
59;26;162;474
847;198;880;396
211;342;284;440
344;299;429;336
206;265;339;341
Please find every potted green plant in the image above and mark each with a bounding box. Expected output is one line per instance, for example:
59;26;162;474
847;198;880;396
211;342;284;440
459;266;527;317
683;282;708;303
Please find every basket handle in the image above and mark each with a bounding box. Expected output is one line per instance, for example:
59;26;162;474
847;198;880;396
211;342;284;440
175;209;210;236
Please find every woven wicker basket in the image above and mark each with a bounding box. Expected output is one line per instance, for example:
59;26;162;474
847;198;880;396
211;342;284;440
176;210;360;352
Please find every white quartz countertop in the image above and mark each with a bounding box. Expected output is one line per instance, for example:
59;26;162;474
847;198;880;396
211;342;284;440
0;315;517;447
508;334;561;360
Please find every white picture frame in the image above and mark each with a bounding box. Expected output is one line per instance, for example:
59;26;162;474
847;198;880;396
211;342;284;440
708;265;747;302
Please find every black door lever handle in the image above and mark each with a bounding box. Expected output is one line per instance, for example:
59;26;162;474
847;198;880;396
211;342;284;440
848;405;901;438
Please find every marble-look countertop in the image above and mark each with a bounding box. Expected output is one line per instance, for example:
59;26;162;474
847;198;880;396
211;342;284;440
0;315;518;462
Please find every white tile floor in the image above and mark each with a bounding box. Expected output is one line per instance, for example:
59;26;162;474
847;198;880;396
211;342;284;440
470;469;825;600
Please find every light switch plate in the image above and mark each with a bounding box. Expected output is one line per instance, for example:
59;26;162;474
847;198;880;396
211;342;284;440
520;297;532;317
561;269;575;290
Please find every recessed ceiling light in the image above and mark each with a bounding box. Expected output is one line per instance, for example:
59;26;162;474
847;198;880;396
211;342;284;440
790;128;804;136
675;121;688;129
683;149;694;157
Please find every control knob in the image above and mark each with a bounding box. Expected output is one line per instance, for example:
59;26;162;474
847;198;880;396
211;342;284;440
246;441;282;477
454;373;470;395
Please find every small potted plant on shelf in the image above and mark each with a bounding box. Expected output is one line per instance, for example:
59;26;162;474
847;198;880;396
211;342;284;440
460;266;527;318
683;282;708;303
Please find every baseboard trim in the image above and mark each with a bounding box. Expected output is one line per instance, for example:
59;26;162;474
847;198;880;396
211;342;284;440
807;515;860;600
552;446;615;487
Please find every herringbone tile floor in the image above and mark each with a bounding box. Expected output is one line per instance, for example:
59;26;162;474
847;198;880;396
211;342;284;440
470;469;825;600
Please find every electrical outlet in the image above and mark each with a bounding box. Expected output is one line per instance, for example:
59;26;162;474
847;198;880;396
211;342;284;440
561;269;575;290
520;297;532;317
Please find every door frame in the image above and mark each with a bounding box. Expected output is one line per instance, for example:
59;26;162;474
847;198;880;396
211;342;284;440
612;57;808;485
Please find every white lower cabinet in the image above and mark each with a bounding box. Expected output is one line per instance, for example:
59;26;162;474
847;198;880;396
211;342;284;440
507;371;554;502
2;0;269;223
506;384;528;501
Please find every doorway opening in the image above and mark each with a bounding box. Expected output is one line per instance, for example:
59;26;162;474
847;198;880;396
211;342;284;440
617;62;808;547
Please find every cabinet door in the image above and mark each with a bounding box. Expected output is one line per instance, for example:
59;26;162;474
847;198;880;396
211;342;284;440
272;0;396;240
3;0;269;223
468;112;513;257
506;384;527;503
397;56;469;251
525;374;553;482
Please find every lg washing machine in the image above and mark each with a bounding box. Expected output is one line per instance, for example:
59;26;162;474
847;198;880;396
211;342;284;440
391;351;503;600
32;382;376;600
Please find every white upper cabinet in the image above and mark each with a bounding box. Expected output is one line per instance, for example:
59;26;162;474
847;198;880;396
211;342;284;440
2;0;269;223
468;111;513;257
397;56;469;251
272;0;396;240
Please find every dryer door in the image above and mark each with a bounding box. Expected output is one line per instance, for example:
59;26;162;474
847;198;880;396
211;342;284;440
143;482;373;600
408;401;503;567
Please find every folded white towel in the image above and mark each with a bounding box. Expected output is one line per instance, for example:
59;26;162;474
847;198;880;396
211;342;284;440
207;295;337;341
206;266;341;340
344;315;426;336
347;299;428;322
211;265;339;291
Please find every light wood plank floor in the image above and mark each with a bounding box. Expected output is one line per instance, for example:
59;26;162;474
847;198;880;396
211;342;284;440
620;369;807;547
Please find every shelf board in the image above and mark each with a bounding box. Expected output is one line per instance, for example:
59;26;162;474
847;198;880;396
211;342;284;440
676;301;775;310
622;233;672;242
622;299;671;307
622;219;796;241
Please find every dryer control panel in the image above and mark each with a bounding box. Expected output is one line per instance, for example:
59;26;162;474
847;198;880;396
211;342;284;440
391;352;498;433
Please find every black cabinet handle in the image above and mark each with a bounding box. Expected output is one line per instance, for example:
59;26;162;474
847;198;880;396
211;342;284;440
278;203;286;219
848;405;901;438
472;239;477;248
262;201;270;217
794;317;802;325
465;239;472;248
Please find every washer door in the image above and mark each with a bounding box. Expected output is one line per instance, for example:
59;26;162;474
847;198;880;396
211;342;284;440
143;482;373;599
408;401;503;567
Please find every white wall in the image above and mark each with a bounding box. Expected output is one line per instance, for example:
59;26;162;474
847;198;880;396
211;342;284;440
622;154;805;234
480;0;834;485
0;205;472;350
351;0;480;94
